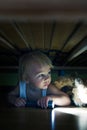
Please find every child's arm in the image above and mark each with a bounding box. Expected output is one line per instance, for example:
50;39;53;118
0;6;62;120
37;84;71;108
8;86;26;107
48;84;71;106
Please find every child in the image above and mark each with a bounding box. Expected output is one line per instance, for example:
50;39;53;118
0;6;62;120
8;51;71;108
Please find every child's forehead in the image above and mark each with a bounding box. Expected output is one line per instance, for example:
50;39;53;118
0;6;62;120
28;60;49;68
36;63;50;69
31;64;51;73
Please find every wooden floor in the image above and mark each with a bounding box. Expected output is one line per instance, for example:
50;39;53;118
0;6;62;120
0;106;87;130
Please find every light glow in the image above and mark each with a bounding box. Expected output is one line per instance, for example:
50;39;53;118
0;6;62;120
51;109;55;130
51;107;87;130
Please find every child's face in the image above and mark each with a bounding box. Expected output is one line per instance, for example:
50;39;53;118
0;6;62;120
29;64;51;89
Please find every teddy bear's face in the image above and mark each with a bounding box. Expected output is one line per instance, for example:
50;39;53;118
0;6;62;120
54;77;74;89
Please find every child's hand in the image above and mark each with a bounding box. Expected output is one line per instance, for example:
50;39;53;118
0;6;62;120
37;96;52;109
14;97;26;107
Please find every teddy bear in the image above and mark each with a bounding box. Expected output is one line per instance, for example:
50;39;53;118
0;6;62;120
54;76;87;107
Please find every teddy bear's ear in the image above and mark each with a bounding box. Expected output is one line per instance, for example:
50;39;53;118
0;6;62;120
54;81;61;89
54;81;58;86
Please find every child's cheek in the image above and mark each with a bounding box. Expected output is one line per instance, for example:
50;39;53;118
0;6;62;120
35;80;43;87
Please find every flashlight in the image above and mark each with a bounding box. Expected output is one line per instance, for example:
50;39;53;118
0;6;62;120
26;100;54;109
48;100;54;109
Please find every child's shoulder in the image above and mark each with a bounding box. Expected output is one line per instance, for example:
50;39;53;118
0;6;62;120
47;83;60;92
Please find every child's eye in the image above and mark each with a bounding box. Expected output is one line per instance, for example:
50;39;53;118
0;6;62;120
38;74;45;79
35;70;51;80
38;72;51;79
48;71;51;75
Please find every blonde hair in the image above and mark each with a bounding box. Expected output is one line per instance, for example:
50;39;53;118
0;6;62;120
19;51;53;81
